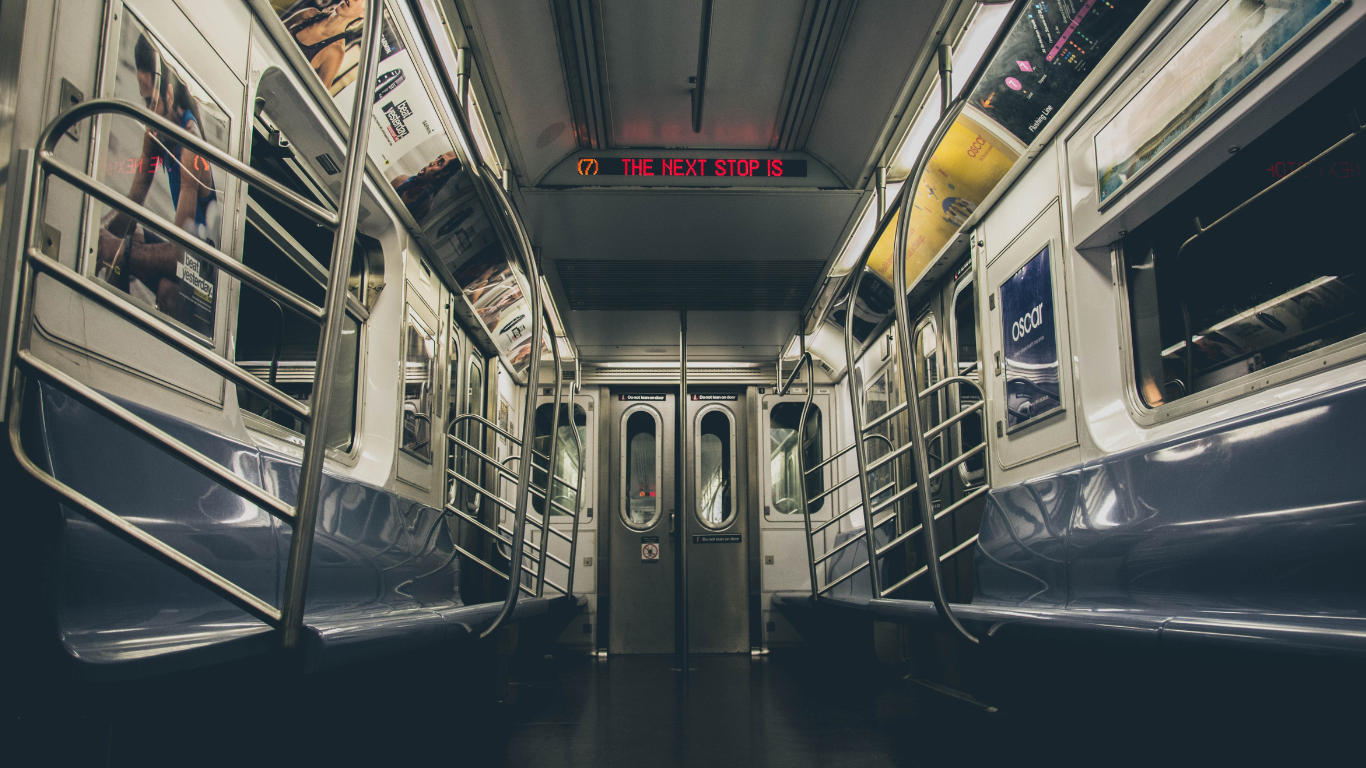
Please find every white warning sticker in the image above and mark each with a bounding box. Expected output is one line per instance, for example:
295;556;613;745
641;542;659;561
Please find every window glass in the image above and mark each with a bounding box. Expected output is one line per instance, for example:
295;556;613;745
451;355;485;511
1123;55;1366;406
953;285;985;478
233;220;359;451
402;310;436;460
232;100;370;451
623;410;659;528
915;319;944;489
533;404;588;517
769;402;823;515
697;410;734;529
864;369;896;513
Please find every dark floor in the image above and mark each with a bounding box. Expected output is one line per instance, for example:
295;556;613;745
11;638;1366;765
482;650;1001;767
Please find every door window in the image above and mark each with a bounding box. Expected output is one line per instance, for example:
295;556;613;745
697;409;735;529
952;283;986;482
864;367;897;514
402;309;436;460
769;402;823;515
533;404;588;517
914;318;944;491
622;409;661;529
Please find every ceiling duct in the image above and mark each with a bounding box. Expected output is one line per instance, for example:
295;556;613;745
772;0;857;151
557;260;826;311
582;364;776;385
551;0;612;149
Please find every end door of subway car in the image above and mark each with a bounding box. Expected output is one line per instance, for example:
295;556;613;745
604;389;751;655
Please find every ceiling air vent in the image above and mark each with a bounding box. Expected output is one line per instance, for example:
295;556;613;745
557;260;826;311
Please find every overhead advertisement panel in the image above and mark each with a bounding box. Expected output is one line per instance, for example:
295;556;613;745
271;0;541;374
271;1;498;271
969;0;1153;144
868;0;1154;287
1095;0;1339;203
869;111;1019;285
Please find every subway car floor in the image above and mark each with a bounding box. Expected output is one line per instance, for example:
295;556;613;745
11;638;1365;765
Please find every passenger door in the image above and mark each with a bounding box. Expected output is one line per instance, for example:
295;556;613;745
685;392;749;654
607;391;676;654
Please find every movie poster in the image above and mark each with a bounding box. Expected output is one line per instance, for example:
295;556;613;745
272;0;500;274
1095;0;1335;202
1000;246;1062;431
94;10;230;339
969;0;1152;144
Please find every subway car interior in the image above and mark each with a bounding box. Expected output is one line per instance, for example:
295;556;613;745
3;0;1365;763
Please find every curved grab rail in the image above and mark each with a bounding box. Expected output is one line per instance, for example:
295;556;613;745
834;0;1026;643
477;168;546;640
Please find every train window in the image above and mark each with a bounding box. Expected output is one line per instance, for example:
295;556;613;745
233;216;361;451
914;318;944;491
451;354;486;511
769;402;823;515
697;409;735;529
1122;55;1366;407
533;404;588;517
402;309;437;461
952;283;985;482
864;367;897;516
622;409;660;530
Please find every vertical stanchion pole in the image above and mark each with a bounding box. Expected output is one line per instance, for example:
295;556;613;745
794;336;819;601
537;326;564;596
842;268;883;600
280;0;383;651
676;310;689;671
564;351;585;596
479;179;545;639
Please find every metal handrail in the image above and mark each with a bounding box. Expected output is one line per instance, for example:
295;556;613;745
472;172;548;639
5;0;384;650
802;1;1024;638
533;331;566;596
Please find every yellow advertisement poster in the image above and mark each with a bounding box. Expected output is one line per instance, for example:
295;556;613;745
869;112;1019;285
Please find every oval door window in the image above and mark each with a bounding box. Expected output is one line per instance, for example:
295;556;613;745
622;408;661;530
696;409;735;530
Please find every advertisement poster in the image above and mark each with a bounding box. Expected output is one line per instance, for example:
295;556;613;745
95;11;230;339
1096;0;1335;202
970;0;1152;143
868;112;1019;286
452;245;538;375
1000;246;1062;431
273;1;500;273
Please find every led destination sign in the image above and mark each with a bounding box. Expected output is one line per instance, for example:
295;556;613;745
577;157;806;177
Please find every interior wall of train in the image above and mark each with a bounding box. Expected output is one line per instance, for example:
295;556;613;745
3;0;1365;762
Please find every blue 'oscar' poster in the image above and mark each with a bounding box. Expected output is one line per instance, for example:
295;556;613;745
1000;246;1062;431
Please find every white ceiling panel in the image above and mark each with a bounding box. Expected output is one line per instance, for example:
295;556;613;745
601;0;805;148
805;0;945;185
523;188;860;263
462;0;580;183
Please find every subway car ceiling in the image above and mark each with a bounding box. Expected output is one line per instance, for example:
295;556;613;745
450;0;994;364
